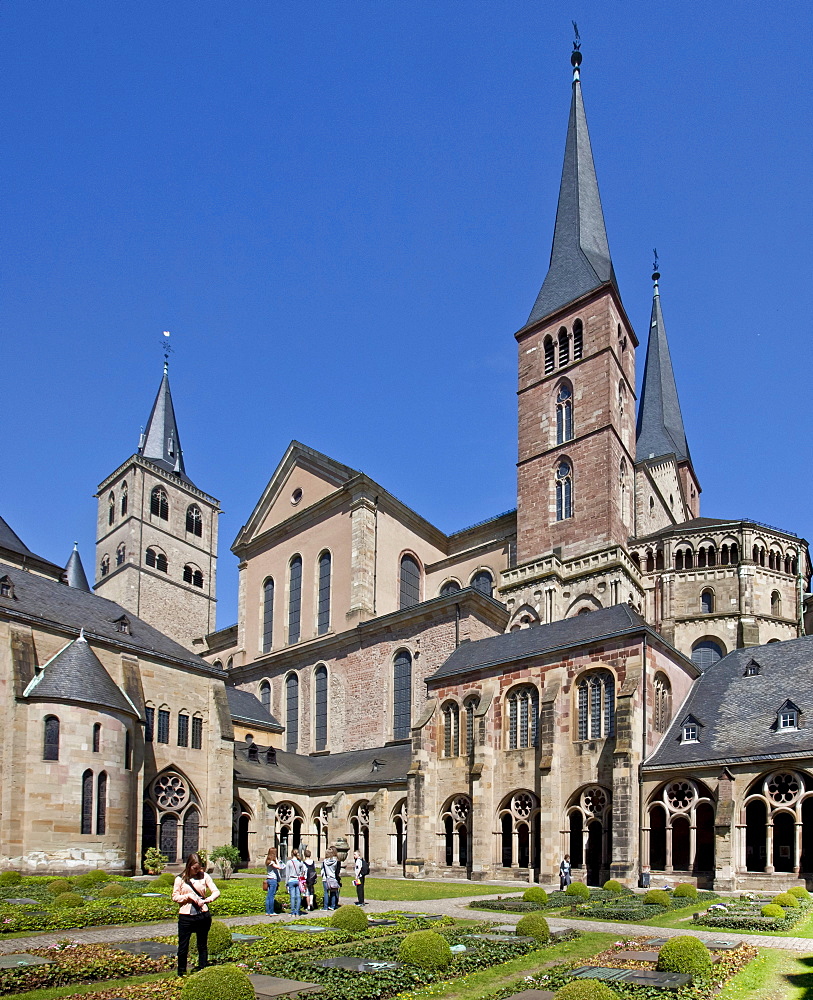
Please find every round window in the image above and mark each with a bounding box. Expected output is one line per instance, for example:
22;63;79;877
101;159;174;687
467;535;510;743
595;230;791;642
291;488;303;505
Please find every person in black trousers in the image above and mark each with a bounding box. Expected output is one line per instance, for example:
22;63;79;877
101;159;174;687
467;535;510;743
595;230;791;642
353;849;368;905
172;853;220;976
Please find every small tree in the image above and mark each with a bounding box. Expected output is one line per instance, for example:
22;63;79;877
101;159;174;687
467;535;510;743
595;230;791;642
210;845;241;879
143;847;169;875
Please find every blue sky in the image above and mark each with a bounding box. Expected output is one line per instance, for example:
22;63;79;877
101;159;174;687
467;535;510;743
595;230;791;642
2;2;811;629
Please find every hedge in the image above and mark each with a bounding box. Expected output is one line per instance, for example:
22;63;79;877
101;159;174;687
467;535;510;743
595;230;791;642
516;912;550;943
398;930;453;970
657;935;712;978
181;964;254;1000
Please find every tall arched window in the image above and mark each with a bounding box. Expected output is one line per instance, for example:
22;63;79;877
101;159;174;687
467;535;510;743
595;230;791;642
92;722;101;752
572;319;583;360
654;674;672;732
150;487;169;520
288;556;302;644
558;327;569;366
543;336;555;374
556;384;573;443
182;808;200;857
620;459;628;522
120;483;128;516
96;772;107;834
393;650;412;739
701;589;714;614
771;591;782;617
81;769;93;834
399;555;421;609
317;552;331;635
314;665;328;752
186;504;203;537
471;570;494;598
116;543;125;566
442;701;460;757
691;640;724;669
156;552;168;573
259;680;271;712
285;673;299;752
463;695;479;755
100;554;110;577
576;671;615;740
440;580;461;597
262;578;274;654
555;461;573;521
107;493;115;526
507;686;539;749
43;715;60;761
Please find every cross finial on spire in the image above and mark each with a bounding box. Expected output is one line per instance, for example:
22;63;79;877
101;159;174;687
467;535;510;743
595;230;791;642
571;22;582;81
652;249;660;294
161;331;173;375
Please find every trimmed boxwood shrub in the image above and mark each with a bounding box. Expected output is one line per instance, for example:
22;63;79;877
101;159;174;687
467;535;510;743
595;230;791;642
47;878;74;895
99;883;128;897
602;880;625;894
673;882;698;899
331;904;368;931
73;871;110;889
555;983;620;1000
523;886;549;905
644;889;672;907
657;935;712;978
53;892;85;909
774;892;799;908
181;964;254;1000
789;886;811;901
565;882;590;900
398;929;453;970
0;871;22;885
762;903;785;917
152;873;176;887
516;912;550;943
189;919;232;956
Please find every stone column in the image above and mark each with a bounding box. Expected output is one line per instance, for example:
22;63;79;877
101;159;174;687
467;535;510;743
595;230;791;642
346;495;376;626
795;822;804;875
765;821;774;873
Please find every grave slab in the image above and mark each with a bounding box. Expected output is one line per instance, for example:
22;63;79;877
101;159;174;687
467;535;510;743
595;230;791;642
368;919;397;926
114;941;177;958
614;950;660;961
315;957;400;972
570;967;692;992
642;938;670;946
403;913;441;920
466;933;535;943
140;893;166;897
708;940;741;951
249;974;323;998
231;933;261;943
283;925;329;934
494;924;519;932
0;954;54;969
2;898;40;906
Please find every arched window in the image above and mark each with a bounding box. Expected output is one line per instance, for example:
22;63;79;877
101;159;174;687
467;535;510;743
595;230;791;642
684;547;694;569
576;671;615;740
92;722;101;752
631;552;641;570
556;383;573;444
317;551;331;635
182;808;200;857
156;552;168;573
543;336;555;374
314;665;328;752
646;550;655;572
288;556;302;644
463;695;479;755
183;564;193;583
177;713;189;747
653;674;672;732
259;680;271;712
558;327;569;366
620;460;627;522
507;686;539;749
125;729;132;770
771;591;782;617
471;570;494;598
555;461;572;521
145;548;156;568
784;555;792;574
116;543;125;566
160;814;178;863
108;493;115;526
146;548;167;572
701;589;714;614
285;674;299;752
193;569;203;588
120;483;128;516
100;554;110;577
191;714;203;749
656;549;664;570
96;772;107;835
185;505;202;536
618;381;625;418
262;578;274;654
691;640;724;669
442;701;460;757
572;319;583;360
150;487;169;520
399;555;421;608
43;715;60;761
440;580;461;597
675;549;684;571
81;769;93;834
393;650;412;739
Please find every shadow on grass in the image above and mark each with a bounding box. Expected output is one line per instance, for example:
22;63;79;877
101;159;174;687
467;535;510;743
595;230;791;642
785;953;813;996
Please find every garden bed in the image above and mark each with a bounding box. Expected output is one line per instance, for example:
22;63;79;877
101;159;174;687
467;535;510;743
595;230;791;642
692;898;812;933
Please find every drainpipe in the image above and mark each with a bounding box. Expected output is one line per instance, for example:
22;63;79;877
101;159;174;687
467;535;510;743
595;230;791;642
455;603;460;648
638;632;648;886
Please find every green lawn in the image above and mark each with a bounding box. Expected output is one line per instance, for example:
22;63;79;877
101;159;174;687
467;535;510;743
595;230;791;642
363;879;521;901
717;949;813;1000
6;972;169;1000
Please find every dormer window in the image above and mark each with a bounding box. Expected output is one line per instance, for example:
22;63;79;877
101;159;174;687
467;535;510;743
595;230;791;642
247;744;259;762
682;723;699;743
744;659;761;677
779;709;798;730
266;748;277;765
113;615;131;635
0;576;13;599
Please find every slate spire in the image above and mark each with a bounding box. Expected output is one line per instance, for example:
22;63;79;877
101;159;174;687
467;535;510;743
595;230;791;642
635;270;691;464
527;43;617;325
137;368;190;482
64;542;91;592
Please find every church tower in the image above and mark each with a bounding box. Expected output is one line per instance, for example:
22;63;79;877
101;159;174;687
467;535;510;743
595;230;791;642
94;354;219;650
502;44;642;622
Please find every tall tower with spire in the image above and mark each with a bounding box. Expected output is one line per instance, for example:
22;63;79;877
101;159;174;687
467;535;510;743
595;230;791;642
94;347;219;650
502;42;642;621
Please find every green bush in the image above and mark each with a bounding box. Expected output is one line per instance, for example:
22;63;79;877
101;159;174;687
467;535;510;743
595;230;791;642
99;883;129;897
565;881;590;900
398;929;453;970
143;847;168;875
210;845;241;879
180;964;254;1000
643;889;672;907
0;871;23;885
762;903;785;917
331;904;368;931
554;982;620;1000
152;873;176;887
73;870;111;889
47;878;73;895
774;892;799;908
516;912;550;943
523;886;548;905
53;892;85;909
189;919;232;956
673;882;698;899
602;880;625;894
657;935;712;978
788;886;811;901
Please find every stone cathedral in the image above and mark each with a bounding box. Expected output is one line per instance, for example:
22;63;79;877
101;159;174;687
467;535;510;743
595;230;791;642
1;46;812;891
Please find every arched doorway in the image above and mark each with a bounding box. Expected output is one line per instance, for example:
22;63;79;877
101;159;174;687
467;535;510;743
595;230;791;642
773;812;795;873
237;813;250;867
569;811;583;867
566;786;611;885
586;820;603;885
649;805;666;870
671;815;690;871
695;801;715;872
745;799;767;872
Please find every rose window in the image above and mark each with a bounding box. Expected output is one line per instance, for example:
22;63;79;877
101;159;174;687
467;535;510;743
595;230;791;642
453;797;471;821
582;787;608;815
154;773;188;809
276;803;293;823
767;772;801;804
666;781;695;811
512;793;534;818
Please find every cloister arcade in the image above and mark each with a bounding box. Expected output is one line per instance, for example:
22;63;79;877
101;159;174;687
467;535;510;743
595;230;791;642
565;785;613;886
644;778;715;875
741;770;813;876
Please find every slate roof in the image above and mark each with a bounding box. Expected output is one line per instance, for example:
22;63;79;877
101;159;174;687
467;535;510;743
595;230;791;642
0;516;33;557
64;544;91;592
634;517;740;541
0;560;223;674
636;281;691;464
526;62;617;326
138;371;194;485
24;633;138;716
428;604;649;682
645;636;813;770
227;687;283;731
233;740;411;792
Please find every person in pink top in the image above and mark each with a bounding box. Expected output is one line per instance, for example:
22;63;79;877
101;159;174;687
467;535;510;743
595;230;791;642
172;853;221;976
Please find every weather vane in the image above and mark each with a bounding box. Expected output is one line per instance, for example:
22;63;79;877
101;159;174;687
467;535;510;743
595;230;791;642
572;21;581;50
652;249;660;281
161;330;173;374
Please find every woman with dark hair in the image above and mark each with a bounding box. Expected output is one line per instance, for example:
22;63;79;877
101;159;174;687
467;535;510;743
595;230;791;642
172;853;220;976
264;847;284;915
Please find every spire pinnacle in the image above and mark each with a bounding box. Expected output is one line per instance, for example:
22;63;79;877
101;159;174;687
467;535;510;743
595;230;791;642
137;336;192;483
571;21;582;82
64;543;91;592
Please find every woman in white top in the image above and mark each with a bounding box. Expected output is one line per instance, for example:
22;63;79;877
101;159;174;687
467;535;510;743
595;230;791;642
283;849;306;916
172;853;221;976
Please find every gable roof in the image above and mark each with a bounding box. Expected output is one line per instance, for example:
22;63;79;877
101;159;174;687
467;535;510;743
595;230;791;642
226;686;283;732
428;603;651;682
645;636;813;770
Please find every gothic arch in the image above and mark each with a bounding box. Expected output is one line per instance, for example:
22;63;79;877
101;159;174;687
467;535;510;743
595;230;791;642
440;794;471;869
741;769;813;874
645;778;715;874
564;785;612;885
497;790;540;873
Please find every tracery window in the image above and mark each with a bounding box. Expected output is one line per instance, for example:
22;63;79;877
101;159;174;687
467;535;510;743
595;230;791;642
120;483;128;516
185;504;202;536
555;461;573;520
399;555;421;609
43;715;60;761
317;551;331;635
442;701;460;757
506;685;539;749
576;670;615;740
150;487;169;520
653;674;671;732
81;769;93;834
442;795;471;867
556;383;573;444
